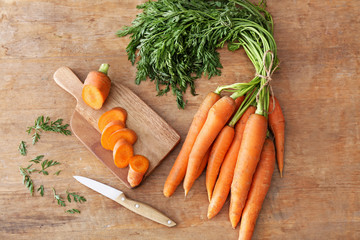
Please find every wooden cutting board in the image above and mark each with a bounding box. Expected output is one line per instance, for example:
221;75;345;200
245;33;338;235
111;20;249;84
53;67;180;188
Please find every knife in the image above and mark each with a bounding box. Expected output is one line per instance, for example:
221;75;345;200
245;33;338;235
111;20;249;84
73;176;176;227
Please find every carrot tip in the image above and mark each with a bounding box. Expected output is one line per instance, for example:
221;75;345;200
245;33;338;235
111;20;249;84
280;170;283;178
184;189;189;197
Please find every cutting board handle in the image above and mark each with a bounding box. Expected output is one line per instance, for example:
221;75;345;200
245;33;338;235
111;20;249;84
53;66;83;102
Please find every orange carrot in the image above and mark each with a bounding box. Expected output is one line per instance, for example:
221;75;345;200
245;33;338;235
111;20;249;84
113;139;134;168
82;63;111;110
100;120;125;150
238;138;275;240
268;96;285;177
163;92;220;197
128;155;149;187
108;128;137;150
207;106;256;219
98;107;127;132
229;113;267;229
206;125;235;201
234;96;245;112
195;148;210;180
184;96;236;196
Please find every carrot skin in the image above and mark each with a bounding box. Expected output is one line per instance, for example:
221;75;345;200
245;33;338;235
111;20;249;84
195;148;210;180
184;96;236;196
268;96;285;177
207;106;256;219
163;92;220;197
206;125;235;201
238;138;275;240
229;113;267;229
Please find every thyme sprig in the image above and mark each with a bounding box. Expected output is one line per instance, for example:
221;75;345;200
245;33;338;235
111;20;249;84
52;188;66;207
66;191;87;203
38;159;60;175
19;141;27;156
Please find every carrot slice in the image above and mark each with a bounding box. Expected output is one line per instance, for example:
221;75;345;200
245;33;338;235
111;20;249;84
128;155;150;187
82;64;111;110
98;107;128;132
108;128;137;150
113;139;134;168
100;120;125;150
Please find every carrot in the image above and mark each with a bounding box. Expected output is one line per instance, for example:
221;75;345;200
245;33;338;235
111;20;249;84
195;148;210;180
128;155;150;187
234;96;245;112
207;106;256;219
82;63;111;110
163;92;220;197
183;96;236;196
206;125;235;201
108;128;137;150
100;120;125;150
113;139;134;168
238;138;275;240
268;96;285;177
98;107;127;132
229;113;267;229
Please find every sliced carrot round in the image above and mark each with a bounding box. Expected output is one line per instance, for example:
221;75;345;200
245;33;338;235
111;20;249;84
113;139;133;168
129;155;149;173
108;128;137;150
101;120;125;150
98;107;128;132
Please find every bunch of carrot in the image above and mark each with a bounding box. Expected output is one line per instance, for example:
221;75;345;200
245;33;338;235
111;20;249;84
98;107;149;188
164;48;284;238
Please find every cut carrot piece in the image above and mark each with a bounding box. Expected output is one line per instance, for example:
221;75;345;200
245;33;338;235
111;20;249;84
108;128;137;150
128;155;150;187
82;63;111;110
113;139;134;168
100;120;125;150
98;107;128;132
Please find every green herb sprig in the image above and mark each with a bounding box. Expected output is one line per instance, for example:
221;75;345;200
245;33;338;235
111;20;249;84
39;159;60;175
26;116;71;144
52;188;66;207
19;141;27;156
29;155;44;164
66;209;81;214
37;185;44;197
66;191;87;203
19;166;35;195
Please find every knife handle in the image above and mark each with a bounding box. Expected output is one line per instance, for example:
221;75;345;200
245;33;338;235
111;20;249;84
115;193;176;227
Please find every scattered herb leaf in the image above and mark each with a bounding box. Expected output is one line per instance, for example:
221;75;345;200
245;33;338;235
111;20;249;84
52;188;66;207
19;141;27;156
39;159;60;175
29;155;45;164
66;209;81;214
66;191;87;203
19;166;34;195
37;185;44;197
54;170;62;176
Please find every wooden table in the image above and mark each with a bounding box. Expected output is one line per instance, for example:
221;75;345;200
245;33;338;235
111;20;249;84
1;1;359;239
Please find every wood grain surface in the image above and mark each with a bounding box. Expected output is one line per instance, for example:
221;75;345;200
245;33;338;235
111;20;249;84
1;0;360;239
54;66;180;188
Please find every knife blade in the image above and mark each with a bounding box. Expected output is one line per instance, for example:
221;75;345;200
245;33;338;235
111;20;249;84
73;176;176;227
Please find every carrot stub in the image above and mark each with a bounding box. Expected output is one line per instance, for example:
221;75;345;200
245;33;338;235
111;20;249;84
268;96;285;177
184;96;236;196
82;63;111;110
206;125;235;201
207;106;256;219
163;92;221;197
108;128;137;150
98;107;127;132
128;155;150;188
229;113;267;229
113;139;134;168
100;120;125;150
239;138;275;240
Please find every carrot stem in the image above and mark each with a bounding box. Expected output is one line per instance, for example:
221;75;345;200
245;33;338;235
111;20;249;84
98;63;110;75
